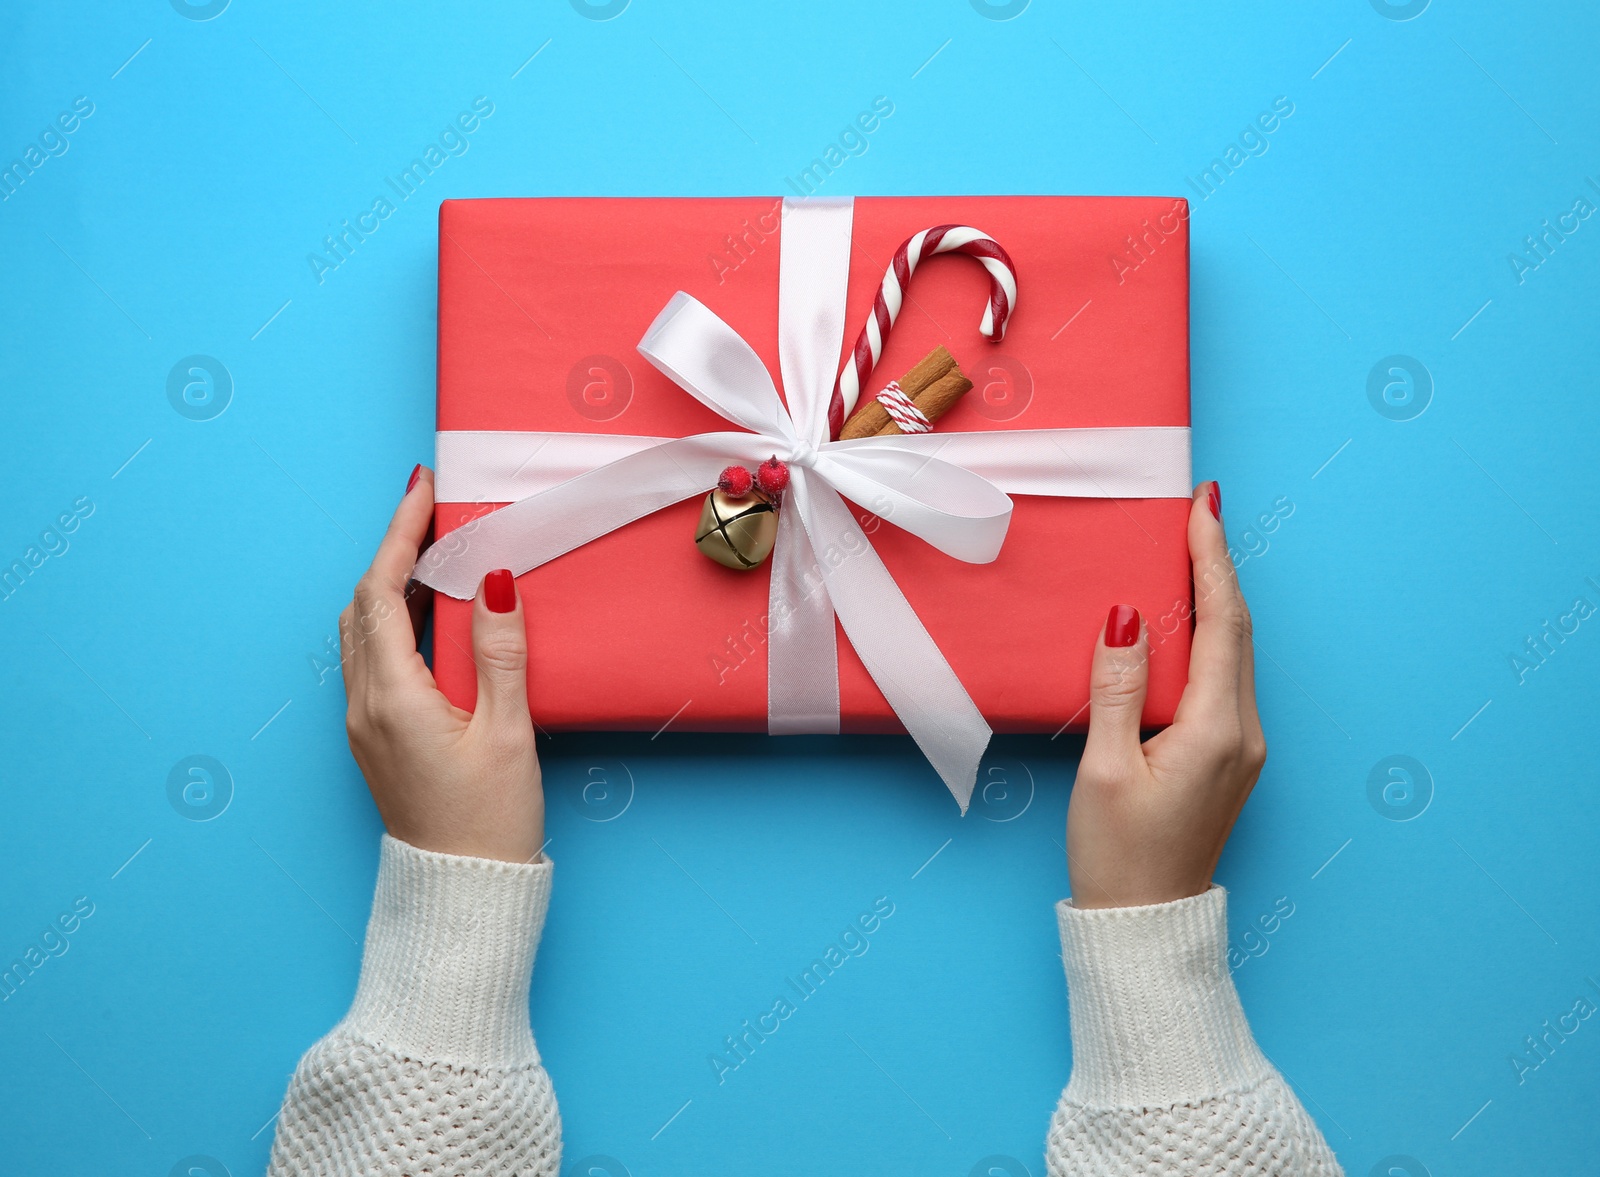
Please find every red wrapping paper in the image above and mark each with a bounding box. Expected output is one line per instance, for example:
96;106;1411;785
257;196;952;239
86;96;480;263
433;196;1192;733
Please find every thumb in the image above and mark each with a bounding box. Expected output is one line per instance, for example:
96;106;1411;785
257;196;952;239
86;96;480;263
471;568;531;728
1082;604;1149;771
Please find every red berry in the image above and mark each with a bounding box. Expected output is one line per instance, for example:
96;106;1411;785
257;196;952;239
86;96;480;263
717;465;753;497
756;456;790;495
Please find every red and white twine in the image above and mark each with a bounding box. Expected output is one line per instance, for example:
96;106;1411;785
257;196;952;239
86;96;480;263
829;224;1017;438
872;381;932;434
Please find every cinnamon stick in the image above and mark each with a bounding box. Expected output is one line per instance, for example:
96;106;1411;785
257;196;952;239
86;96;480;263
838;345;957;440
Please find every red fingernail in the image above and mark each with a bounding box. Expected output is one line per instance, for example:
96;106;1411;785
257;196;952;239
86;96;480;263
485;568;516;614
1207;481;1222;521
406;463;422;493
1106;604;1140;648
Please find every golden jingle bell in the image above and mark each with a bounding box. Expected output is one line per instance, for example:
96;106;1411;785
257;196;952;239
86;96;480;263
694;489;778;570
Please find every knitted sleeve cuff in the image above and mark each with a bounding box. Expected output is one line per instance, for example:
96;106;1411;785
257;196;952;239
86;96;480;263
341;834;553;1069
1057;885;1270;1108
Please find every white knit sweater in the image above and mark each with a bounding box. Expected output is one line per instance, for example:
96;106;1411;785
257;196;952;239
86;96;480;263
1050;891;1342;1174
267;837;1341;1176
267;838;560;1176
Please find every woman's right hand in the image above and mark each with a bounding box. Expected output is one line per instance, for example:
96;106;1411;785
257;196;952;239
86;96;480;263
1064;481;1268;909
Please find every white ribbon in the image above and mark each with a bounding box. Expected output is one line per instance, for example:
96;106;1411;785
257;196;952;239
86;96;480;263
414;199;1192;811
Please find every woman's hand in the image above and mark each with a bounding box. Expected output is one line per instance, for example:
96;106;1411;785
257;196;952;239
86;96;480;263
1065;482;1266;909
338;466;544;864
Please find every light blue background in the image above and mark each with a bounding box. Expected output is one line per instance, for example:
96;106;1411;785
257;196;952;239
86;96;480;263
2;2;1596;1174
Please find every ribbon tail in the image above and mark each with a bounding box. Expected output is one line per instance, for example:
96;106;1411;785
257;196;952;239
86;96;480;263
793;478;991;812
766;472;840;734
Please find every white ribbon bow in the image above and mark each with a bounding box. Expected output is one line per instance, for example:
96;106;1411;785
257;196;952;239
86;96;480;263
414;198;1191;811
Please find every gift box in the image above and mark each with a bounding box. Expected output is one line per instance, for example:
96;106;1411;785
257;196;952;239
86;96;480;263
424;196;1193;806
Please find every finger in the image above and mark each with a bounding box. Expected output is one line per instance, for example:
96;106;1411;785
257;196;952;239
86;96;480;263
338;603;362;703
354;465;436;682
1082;604;1149;771
404;560;434;646
401;465;436;643
1174;481;1247;725
469;568;533;732
403;578;434;646
1238;601;1261;732
1234;572;1265;790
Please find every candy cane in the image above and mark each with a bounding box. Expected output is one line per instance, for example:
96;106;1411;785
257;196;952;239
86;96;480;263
829;225;1017;438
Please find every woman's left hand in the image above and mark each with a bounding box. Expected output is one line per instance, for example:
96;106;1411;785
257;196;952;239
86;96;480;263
338;465;545;865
